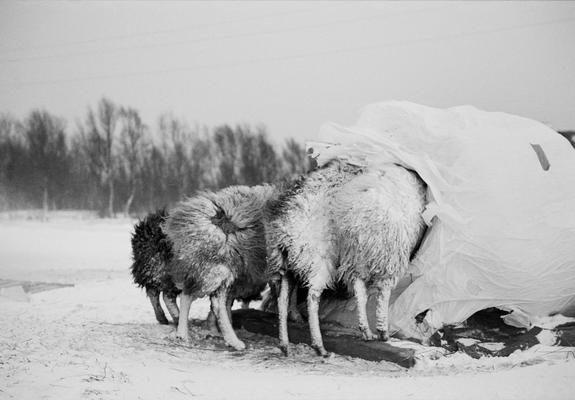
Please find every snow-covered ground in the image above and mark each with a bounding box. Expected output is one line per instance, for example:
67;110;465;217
1;213;574;400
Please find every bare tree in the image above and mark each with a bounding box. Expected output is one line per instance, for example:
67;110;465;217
79;98;120;217
239;125;280;186
190;128;218;191
0;99;314;216
0;114;25;210
24;110;68;218
158;113;195;200
119;107;147;216
213;125;241;188
282;138;310;176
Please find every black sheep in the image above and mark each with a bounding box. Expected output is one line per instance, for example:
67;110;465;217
130;209;181;324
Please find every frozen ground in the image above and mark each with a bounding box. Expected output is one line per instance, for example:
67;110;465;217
1;213;575;400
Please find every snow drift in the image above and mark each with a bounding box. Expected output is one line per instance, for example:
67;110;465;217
309;101;575;341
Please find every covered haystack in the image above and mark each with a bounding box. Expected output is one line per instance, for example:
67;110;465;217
309;101;575;342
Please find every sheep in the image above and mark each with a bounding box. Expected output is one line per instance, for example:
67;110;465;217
131;209;233;331
130;209;181;325
266;159;427;356
163;184;277;350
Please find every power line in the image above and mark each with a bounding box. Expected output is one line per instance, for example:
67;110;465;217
0;6;321;53
0;6;445;64
1;14;574;90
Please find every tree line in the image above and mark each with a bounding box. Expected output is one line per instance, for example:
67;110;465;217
0;97;312;217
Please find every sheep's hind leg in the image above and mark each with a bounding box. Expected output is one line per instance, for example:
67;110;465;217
176;291;194;341
375;279;394;341
226;295;234;323
146;287;169;325
211;286;246;351
307;286;329;357
278;273;291;356
353;278;377;341
162;292;180;324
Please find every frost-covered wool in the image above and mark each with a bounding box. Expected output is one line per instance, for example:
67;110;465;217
266;161;363;285
266;160;426;356
164;184;277;350
130;209;181;325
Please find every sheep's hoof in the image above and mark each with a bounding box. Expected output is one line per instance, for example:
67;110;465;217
361;329;378;341
319;350;333;359
377;329;390;342
279;343;290;357
312;344;329;358
228;340;246;351
156;316;170;325
175;333;189;342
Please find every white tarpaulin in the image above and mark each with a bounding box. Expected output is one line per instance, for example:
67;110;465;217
309;101;575;341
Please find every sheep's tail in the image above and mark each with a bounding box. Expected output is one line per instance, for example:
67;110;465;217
162;193;227;256
164;185;276;262
210;203;242;235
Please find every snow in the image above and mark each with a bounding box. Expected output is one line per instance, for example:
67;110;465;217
0;214;133;283
1;214;575;399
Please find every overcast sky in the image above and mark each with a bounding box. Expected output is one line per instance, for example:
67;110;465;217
1;1;574;143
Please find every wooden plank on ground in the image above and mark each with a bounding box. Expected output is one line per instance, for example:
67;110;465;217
231;309;416;368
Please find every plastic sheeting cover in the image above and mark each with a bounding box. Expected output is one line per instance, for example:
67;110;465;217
309;101;575;341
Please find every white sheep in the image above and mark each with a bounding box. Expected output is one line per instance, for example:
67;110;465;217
266;160;426;356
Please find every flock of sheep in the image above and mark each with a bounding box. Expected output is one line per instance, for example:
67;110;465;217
130;158;427;357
